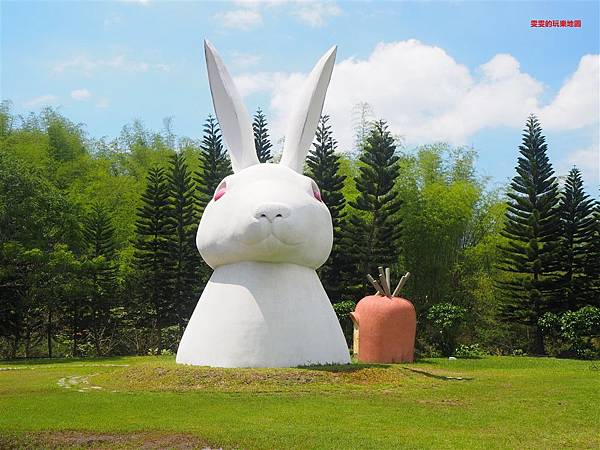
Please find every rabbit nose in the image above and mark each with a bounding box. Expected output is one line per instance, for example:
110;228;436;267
254;203;291;222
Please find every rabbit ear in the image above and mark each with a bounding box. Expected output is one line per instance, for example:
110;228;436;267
280;46;337;173
204;40;259;173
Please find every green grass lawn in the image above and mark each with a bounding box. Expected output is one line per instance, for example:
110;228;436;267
1;356;599;449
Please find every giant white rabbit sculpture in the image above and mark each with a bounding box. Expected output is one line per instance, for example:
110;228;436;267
175;41;350;368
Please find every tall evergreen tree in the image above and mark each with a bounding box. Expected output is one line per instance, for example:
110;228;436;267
498;115;562;354
583;201;600;304
306;115;347;302
83;202;117;260
166;153;200;332
133;166;173;351
82;202;119;355
196;115;232;213
253;108;273;163
344;119;403;296
558;167;596;309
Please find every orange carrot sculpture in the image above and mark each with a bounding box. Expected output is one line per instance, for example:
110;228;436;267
350;268;416;363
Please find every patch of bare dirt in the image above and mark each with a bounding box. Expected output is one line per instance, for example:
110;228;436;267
7;431;217;449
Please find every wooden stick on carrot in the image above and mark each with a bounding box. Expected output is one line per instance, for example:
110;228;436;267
392;272;411;297
385;267;391;295
378;267;391;297
367;274;385;296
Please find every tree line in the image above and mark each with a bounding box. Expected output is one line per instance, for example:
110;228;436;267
0;101;598;359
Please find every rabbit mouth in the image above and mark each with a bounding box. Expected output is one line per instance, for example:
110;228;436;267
240;231;304;247
238;221;304;247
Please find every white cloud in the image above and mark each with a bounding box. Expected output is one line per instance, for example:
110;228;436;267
234;71;293;97
232;40;599;155
427;53;542;143
230;51;262;68
216;1;341;30
23;94;59;109
216;8;263;30
70;88;91;101
53;54;170;76
558;144;600;186
480;53;521;80
292;1;341;27
539;54;600;131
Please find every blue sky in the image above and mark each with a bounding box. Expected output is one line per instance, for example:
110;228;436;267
2;1;599;191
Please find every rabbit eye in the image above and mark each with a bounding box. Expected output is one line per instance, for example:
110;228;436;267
312;182;323;202
213;181;227;201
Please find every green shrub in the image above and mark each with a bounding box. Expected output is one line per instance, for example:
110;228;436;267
454;343;486;359
426;302;466;357
414;337;442;358
538;307;600;359
333;300;356;346
561;307;600;341
333;300;356;319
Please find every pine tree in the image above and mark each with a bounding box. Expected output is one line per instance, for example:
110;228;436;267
345;119;403;297
583;201;600;305
306;115;347;302
253;108;273;163
166;152;201;332
498;115;562;354
196;115;232;213
82;202;118;355
133;166;173;351
558;168;596;309
83;202;117;261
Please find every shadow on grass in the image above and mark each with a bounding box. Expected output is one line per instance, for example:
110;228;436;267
0;356;129;366
295;356;459;373
403;367;474;381
295;362;393;373
411;356;484;365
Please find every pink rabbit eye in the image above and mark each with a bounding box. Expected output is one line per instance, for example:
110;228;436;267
213;182;227;201
312;183;323;202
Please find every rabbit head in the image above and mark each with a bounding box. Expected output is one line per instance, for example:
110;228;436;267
197;41;337;270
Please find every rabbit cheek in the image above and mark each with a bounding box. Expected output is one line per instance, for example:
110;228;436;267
237;219;270;245
271;220;303;246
